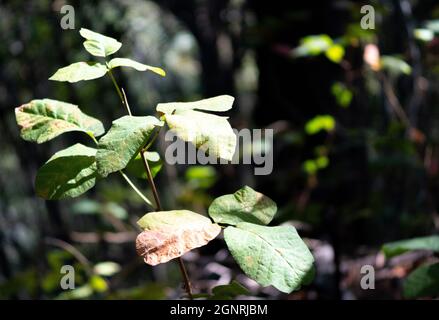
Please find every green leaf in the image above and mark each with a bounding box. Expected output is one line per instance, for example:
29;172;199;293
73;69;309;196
15;99;104;143
136;210;221;265
325;44;345;63
303;156;329;175
93;262;121;277
35;144;98;200
126;151;162;179
157;96;236;161
166;111;236;161
224;223;314;293
305;115;335;135
108;58;166;76
403;263;439;299
293;34;333;57
380;56;412;76
414;28;434;42
331;82;353;108
185;166;217;189
56;285;93;300
210;281;250;300
79;28;122;57
49;62;107;83
382;235;439;258
89;275;108;293
156;95;234;114
208;186;277;226
96;116;162;177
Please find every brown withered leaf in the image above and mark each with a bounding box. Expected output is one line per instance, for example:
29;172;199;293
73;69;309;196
136;210;221;266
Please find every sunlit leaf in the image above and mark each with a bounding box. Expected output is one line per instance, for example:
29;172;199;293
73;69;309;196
414;28;434;42
325;44;345;63
79;28;122;57
15;99;104;143
157;96;236;161
136;210;221;265
108;58;166;76
49;62;107;83
35;144;98;200
156;95;234;114
96;116;162;177
208;186;277;226
94;262;121;277
166;110;236;161
382;235;439;258
293;34;333;57
403;263;439;298
380;56;412;76
56;285;93;300
224;222;314;293
89;275;108;293
305;115;335;135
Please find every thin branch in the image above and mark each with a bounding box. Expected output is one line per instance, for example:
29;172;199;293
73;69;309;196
140;147;193;299
108;68;193;299
121;88;133;116
107;69;132;116
45;237;93;276
140;150;162;211
144;127;161;151
119;170;154;208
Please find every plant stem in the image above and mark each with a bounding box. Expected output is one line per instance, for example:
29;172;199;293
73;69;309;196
144;128;161;151
140;151;162;210
121;88;132;116
108;69;132;116
108;70;193;299
119;170;154;208
140;147;194;299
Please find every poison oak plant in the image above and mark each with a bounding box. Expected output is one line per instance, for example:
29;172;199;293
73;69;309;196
14;28;315;299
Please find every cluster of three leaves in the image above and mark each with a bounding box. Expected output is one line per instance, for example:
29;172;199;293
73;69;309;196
136;186;315;293
49;28;165;83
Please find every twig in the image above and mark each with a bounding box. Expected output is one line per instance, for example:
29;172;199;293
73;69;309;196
121;88;133;116
119;170;154;208
140;151;163;210
109;70;194;299
45;237;93;276
107;68;132;116
140;146;193;299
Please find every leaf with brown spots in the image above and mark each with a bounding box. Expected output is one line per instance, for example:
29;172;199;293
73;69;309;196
136;210;221;266
15;99;104;143
224;222;314;293
95;116;162;177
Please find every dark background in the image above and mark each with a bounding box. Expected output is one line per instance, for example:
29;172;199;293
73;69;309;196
1;0;439;299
